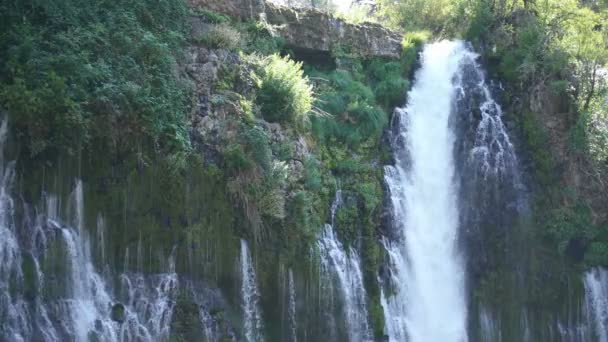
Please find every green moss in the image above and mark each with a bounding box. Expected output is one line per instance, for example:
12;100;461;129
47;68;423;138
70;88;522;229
170;291;204;342
520;111;556;187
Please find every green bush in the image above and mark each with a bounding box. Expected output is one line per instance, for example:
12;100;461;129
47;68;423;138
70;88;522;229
197;24;242;50
255;55;313;126
366;59;409;108
240;21;285;55
195;9;231;24
308;69;388;145
401;31;429;75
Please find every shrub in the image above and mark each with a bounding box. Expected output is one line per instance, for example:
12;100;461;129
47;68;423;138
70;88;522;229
195;9;231;24
401;31;430;74
197;24;241;50
240;21;285;55
256;55;313;126
366;59;409;108
308;69;388;145
304;156;322;191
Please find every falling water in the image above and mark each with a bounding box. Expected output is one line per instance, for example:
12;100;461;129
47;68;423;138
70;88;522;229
317;190;373;341
240;239;264;342
0;118;186;341
584;268;608;342
288;268;298;342
382;41;470;342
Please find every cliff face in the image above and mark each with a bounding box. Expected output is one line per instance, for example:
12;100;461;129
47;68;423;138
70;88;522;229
190;0;403;59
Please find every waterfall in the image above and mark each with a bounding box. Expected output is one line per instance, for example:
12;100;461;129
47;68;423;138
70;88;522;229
45;184;180;342
584;268;608;342
288;268;298;342
0;118;185;341
382;41;471;342
317;190;373;341
240;239;264;342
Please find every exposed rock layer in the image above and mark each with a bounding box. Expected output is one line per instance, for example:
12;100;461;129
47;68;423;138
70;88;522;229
189;0;403;58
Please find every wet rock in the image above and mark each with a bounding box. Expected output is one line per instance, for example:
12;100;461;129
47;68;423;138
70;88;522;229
111;303;126;323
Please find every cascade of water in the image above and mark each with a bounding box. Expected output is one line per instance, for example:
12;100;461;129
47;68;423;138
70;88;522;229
479;307;502;342
0;118;30;342
382;41;470;342
317;190;373;342
240;239;264;342
584;268;608;342
288;268;297;342
55;183;180;342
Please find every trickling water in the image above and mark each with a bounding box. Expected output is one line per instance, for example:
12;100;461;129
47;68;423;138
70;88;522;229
584;268;608;342
288;268;298;342
240;239;264;342
382;41;470;342
318;190;373;342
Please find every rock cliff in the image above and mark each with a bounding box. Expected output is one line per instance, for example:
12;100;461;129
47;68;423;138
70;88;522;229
190;0;403;58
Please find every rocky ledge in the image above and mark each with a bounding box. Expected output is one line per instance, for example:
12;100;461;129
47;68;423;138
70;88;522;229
189;0;403;59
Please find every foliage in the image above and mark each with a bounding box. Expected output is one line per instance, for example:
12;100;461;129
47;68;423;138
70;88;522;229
336;3;376;24
255;54;313;127
223;123;290;241
169;292;204;342
366;59;410;108
239;21;285;55
196;24;242;50
401;31;430;75
444;0;608;267
304;156;323;191
375;0;457;33
194;9;231;24
0;0;191;158
307;67;389;146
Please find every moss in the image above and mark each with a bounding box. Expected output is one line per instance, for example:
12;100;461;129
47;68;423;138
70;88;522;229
170;291;204;342
21;253;39;300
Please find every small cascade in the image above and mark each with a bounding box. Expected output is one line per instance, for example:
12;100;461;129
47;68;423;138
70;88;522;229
479;307;502;342
288;268;297;342
240;239;264;342
317;190;373;342
584;268;608;342
48;183;180;342
117;270;179;341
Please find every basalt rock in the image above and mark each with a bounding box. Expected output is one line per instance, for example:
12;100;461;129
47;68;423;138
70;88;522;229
189;0;403;59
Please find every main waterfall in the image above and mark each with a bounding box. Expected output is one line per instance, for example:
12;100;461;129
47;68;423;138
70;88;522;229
382;40;468;342
379;39;521;342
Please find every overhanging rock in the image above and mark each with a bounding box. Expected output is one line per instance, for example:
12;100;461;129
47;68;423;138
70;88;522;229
189;0;403;59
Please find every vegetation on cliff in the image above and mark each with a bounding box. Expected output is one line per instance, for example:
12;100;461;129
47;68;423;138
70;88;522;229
0;0;192;160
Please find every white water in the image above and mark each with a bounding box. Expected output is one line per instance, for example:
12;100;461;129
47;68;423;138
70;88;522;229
0;117;181;341
317;190;373;341
382;41;469;342
240;239;264;342
50;183;180;342
584;268;608;342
